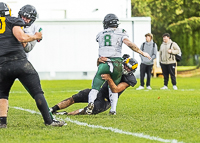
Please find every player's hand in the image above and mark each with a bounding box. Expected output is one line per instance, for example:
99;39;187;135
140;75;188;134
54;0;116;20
98;57;108;63
101;74;111;80
143;52;151;60
34;32;42;40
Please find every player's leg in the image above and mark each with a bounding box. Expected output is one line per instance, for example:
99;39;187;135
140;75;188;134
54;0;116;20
50;89;91;114
0;63;16;128
108;88;118;115
87;63;110;114
18;59;64;126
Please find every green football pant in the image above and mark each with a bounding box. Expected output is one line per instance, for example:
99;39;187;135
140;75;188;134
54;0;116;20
92;58;123;91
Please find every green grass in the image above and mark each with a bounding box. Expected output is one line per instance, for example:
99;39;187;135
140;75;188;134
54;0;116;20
1;77;200;143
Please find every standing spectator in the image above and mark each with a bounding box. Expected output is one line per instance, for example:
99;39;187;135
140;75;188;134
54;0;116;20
136;33;157;90
159;33;180;90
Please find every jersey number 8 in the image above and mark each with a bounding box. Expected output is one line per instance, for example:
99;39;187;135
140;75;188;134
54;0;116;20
104;35;111;46
0;17;6;34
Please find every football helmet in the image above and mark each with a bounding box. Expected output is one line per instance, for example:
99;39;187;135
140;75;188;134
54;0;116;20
18;5;37;25
0;2;11;17
103;13;119;29
123;57;138;75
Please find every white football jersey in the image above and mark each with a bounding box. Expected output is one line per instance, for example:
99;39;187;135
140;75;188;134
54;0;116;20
96;28;129;57
23;24;41;55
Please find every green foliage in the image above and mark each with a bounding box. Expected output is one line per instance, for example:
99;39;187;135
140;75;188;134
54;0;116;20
131;0;200;65
1;79;200;142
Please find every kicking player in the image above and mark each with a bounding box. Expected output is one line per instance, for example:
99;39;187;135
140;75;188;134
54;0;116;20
86;13;151;114
0;3;65;128
50;55;138;115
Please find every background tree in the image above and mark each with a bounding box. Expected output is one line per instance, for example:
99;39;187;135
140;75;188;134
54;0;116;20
131;0;200;66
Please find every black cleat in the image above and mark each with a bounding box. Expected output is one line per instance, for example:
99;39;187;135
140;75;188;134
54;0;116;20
86;102;94;115
0;124;7;128
109;111;116;115
45;120;66;127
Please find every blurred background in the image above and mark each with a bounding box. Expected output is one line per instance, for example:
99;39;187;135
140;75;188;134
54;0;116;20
2;0;200;79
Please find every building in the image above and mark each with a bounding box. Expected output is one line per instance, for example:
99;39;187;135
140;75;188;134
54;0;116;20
4;0;151;79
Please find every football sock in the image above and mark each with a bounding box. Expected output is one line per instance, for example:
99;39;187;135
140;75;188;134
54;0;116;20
88;89;98;103
52;105;60;112
34;94;53;125
0;117;7;125
109;88;118;112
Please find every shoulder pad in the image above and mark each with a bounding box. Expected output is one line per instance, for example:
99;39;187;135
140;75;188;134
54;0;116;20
121;74;137;87
6;17;26;27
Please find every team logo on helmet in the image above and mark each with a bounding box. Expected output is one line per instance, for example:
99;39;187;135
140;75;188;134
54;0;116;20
122;55;138;75
0;2;11;17
103;13;119;29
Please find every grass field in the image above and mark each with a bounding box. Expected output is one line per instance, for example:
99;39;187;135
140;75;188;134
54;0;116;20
1;77;200;143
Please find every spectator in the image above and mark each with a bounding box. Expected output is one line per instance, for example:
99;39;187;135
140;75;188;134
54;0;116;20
159;33;180;90
136;33;157;90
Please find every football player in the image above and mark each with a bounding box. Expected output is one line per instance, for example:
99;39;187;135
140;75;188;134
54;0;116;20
50;55;138;115
18;4;42;54
86;13;151;114
0;2;65;128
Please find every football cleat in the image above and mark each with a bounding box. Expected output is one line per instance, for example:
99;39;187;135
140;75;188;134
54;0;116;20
86;102;94;115
54;111;68;115
0;124;7;128
109;111;116;115
45;119;66;127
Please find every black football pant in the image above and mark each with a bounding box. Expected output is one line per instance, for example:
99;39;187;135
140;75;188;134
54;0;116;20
160;63;176;86
0;58;53;124
140;63;153;87
72;89;111;114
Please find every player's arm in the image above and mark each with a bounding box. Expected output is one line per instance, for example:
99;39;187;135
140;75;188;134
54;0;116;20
12;26;42;43
23;41;37;53
101;74;129;93
123;38;151;60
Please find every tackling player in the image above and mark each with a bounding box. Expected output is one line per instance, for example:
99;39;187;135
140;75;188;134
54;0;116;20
50;55;138;115
86;13;151;114
0;2;65;128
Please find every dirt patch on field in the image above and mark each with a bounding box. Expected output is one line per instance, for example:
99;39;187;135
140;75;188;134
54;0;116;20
177;68;200;77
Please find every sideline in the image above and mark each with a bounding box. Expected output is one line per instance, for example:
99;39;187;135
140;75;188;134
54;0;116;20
11;106;184;143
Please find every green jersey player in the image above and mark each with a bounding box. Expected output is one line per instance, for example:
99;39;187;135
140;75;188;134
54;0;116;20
86;14;151;114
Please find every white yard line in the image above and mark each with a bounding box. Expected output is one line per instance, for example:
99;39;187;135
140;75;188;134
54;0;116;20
10;89;198;94
11;106;184;143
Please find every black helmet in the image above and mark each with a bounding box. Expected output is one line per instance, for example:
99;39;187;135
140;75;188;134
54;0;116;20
123;57;138;74
103;13;119;29
0;2;11;17
18;5;37;25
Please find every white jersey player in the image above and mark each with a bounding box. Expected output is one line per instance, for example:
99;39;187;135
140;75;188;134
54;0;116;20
86;13;151;115
97;28;129;57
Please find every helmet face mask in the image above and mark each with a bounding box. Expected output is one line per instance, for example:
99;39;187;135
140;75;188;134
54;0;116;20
123;58;138;75
103;13;119;29
0;2;11;17
18;5;37;26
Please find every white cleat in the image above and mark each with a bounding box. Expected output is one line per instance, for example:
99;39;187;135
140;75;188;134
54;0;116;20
160;86;168;90
136;86;144;90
